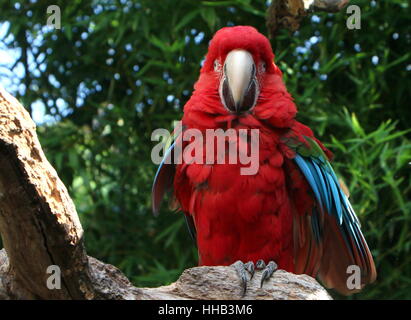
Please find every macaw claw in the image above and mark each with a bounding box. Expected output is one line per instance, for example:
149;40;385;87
231;260;255;297
231;259;278;296
259;260;278;288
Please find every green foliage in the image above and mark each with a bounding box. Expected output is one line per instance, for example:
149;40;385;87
0;0;410;298
329;112;411;299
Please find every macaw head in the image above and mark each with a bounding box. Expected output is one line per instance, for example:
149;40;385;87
201;26;282;113
187;26;296;129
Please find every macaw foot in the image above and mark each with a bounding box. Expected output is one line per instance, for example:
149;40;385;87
256;259;278;288
231;259;278;296
231;260;255;296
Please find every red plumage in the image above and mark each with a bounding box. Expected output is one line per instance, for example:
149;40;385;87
156;26;376;294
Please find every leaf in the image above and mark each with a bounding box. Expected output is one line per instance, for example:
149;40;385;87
350;113;366;137
200;7;216;31
174;9;200;32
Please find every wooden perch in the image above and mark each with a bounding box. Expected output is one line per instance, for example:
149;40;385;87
0;87;332;300
311;0;350;12
266;0;349;38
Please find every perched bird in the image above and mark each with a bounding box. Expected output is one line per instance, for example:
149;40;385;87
152;26;376;295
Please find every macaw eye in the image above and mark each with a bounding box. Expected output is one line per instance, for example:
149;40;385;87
214;60;221;72
261;62;266;73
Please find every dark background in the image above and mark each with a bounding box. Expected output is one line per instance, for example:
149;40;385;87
0;0;410;299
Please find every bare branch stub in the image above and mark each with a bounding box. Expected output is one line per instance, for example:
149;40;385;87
266;0;350;39
313;0;350;12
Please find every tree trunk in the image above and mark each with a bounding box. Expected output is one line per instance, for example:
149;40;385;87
0;87;332;300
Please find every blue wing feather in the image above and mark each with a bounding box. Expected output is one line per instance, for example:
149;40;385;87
289;137;376;294
325;170;343;224
294;155;323;206
312;160;333;214
293;141;372;261
295;154;351;227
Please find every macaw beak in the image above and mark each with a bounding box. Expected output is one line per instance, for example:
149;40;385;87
219;49;258;114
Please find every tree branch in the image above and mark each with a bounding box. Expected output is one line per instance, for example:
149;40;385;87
0;87;332;300
266;0;349;38
311;0;350;12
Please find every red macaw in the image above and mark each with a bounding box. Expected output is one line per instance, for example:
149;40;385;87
152;26;376;295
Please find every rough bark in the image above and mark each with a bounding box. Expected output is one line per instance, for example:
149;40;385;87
0;249;331;300
266;0;349;38
0;87;331;300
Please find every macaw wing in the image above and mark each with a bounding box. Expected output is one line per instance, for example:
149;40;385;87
285;136;377;295
151;128;198;245
152;139;178;216
152;123;187;215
